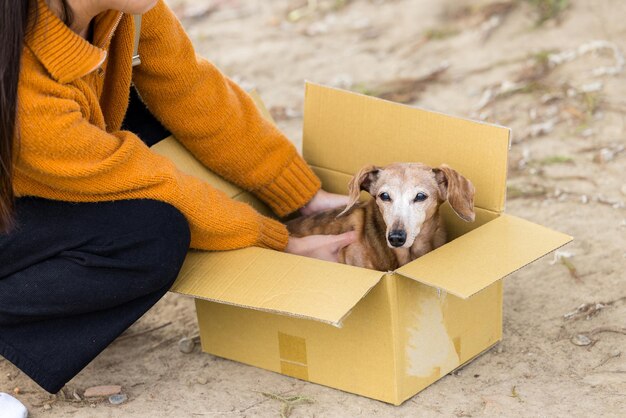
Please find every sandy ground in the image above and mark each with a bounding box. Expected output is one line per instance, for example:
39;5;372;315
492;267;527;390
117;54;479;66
2;0;626;416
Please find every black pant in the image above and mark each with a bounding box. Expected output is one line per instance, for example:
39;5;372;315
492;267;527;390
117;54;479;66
0;88;188;393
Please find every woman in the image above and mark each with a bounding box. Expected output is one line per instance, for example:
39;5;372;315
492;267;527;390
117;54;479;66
0;0;355;410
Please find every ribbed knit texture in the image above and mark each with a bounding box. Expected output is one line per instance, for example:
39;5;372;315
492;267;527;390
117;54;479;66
16;0;321;251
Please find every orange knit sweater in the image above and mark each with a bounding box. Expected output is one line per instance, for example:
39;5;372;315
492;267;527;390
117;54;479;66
16;0;321;251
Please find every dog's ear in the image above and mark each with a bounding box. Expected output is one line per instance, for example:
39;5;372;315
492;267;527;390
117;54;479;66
337;165;381;217
433;164;476;222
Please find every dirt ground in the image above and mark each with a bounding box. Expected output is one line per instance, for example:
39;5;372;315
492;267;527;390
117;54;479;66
2;0;625;416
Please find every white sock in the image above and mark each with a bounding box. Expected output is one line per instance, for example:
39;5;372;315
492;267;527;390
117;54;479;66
0;392;28;418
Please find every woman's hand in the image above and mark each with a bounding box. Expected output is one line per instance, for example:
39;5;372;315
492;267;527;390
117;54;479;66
287;190;354;263
285;231;357;262
300;189;350;216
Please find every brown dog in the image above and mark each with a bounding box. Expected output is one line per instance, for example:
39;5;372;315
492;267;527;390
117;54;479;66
286;163;476;271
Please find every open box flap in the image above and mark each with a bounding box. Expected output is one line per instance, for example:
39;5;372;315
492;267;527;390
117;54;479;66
171;247;385;327
395;214;573;299
303;82;511;213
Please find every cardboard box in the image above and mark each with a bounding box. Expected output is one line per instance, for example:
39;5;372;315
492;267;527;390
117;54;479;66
152;83;572;405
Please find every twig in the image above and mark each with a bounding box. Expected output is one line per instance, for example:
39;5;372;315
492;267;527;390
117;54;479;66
547;175;598;185
453;53;538;81
258;391;315;418
354;63;449;104
592;352;621;370
115;322;172;343
586;327;626;349
589;327;626;337
146;336;178;353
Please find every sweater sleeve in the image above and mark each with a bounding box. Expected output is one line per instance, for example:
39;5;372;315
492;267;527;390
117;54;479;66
131;1;321;217
15;71;289;251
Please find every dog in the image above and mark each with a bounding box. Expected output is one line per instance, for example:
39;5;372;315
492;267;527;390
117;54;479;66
286;163;476;271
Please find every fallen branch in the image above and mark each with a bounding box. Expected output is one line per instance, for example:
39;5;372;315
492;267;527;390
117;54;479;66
114;322;172;343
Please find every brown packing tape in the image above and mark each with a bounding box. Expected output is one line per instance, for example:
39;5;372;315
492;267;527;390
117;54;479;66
278;332;308;364
278;332;309;380
280;362;309;381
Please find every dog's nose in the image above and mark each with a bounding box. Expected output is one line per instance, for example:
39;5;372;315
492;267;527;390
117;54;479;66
388;230;407;247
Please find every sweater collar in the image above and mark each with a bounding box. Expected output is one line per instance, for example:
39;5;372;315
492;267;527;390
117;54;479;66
25;0;124;84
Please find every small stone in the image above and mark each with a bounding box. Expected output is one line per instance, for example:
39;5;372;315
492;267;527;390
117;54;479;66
621;185;626;197
196;377;208;385
178;337;197;354
43;404;51;411
108;393;128;405
594;148;615;164
179;338;194;353
572;334;592;346
84;385;122;398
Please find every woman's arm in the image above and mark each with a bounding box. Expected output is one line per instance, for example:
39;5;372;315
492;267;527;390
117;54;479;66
131;1;320;217
16;69;288;252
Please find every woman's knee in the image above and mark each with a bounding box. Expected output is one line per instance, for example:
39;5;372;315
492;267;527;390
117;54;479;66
151;200;190;268
0;200;191;323
123;200;191;291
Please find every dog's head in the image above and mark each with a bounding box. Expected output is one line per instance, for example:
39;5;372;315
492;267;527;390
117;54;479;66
339;163;475;249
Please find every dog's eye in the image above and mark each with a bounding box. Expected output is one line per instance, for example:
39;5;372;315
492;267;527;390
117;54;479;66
379;192;391;202
414;192;428;202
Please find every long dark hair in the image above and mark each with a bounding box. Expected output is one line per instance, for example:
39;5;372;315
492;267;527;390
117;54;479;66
0;1;29;233
0;0;72;233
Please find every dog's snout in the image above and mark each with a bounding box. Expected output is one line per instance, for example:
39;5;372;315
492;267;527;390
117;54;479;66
388;230;407;247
